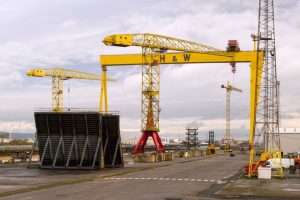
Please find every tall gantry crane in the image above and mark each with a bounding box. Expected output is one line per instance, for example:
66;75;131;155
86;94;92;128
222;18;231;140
103;33;233;154
100;33;264;161
27;68;115;112
221;81;242;151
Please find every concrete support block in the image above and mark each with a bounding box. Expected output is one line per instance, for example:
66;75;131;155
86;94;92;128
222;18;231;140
182;151;191;158
164;152;174;161
133;153;157;163
156;153;165;162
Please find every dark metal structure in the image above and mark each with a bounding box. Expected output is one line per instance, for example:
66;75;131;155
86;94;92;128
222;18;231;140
255;0;281;152
32;112;123;169
208;130;215;145
186;128;198;150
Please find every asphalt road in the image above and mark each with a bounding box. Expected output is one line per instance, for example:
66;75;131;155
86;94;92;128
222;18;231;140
1;153;249;200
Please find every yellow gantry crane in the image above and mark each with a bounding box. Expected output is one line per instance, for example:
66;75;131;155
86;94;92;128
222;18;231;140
103;33;228;154
27;68;115;112
221;81;242;152
100;33;264;177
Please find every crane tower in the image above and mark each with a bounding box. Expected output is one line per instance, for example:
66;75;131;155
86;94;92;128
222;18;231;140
221;81;242;144
27;68;115;112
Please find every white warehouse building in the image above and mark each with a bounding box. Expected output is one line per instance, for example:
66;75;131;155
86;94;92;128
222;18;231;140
279;128;300;153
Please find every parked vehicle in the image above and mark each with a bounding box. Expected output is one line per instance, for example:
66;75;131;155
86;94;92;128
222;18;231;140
265;158;295;169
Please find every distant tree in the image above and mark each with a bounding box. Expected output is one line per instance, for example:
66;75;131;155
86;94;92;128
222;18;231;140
0;132;9;138
8;139;32;145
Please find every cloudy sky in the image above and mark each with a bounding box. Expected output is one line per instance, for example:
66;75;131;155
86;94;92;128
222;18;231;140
0;0;299;141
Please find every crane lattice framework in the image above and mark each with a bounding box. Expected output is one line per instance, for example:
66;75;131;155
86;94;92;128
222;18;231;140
186;128;198;150
27;68;115;112
221;81;242;144
100;33;264;159
255;0;281;153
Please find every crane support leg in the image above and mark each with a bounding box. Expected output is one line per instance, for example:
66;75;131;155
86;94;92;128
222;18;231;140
152;132;164;152
133;132;165;154
248;52;264;177
100;65;108;112
52;77;63;112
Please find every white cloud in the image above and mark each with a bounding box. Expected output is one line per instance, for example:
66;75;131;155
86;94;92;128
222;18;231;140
0;64;23;87
0;0;299;142
59;20;76;29
0;121;35;133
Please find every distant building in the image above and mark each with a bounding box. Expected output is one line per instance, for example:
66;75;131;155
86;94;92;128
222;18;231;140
279;128;300;153
161;137;182;145
0;138;12;143
121;137;182;146
121;138;138;145
0;132;35;144
11;133;35;139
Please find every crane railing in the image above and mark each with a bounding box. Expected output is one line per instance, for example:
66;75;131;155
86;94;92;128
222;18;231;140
27;68;116;81
103;33;228;56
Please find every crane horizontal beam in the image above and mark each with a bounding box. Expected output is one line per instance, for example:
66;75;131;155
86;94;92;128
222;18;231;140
27;68;116;82
221;84;243;93
100;51;262;66
103;33;224;53
229;86;242;93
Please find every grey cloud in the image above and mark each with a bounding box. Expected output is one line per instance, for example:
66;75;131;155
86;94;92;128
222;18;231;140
0;0;299;136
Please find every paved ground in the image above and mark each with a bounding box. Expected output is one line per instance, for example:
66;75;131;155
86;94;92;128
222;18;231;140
0;153;249;200
2;153;299;200
217;176;300;199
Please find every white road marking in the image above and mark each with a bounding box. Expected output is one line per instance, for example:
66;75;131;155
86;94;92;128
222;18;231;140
283;188;300;192
217;180;227;184
104;177;226;183
20;197;32;200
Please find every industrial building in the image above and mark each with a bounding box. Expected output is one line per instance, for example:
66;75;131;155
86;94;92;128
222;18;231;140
280;128;300;153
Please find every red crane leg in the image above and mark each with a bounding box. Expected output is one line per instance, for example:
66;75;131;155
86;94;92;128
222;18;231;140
133;132;165;154
133;132;148;154
152;132;165;153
